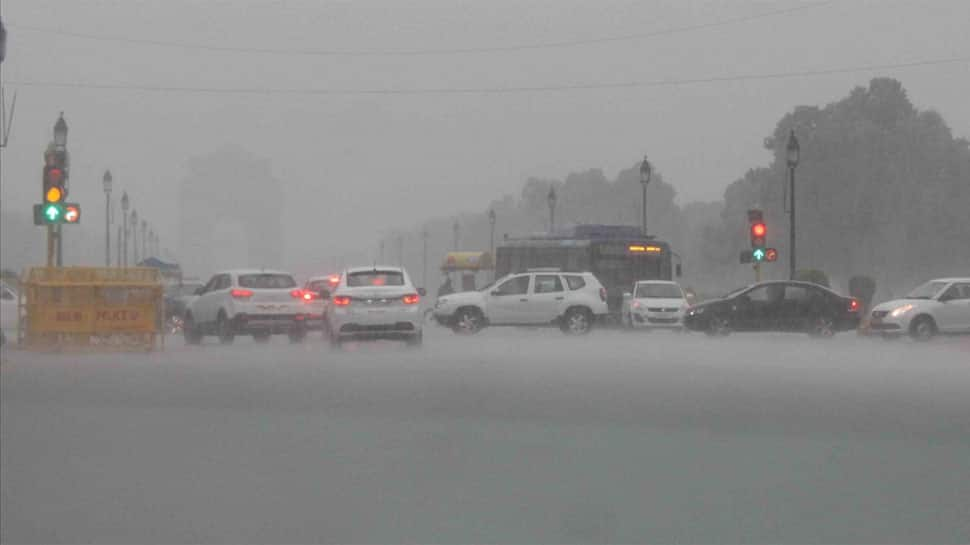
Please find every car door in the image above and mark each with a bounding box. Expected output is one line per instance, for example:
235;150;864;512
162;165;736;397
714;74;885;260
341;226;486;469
935;282;970;332
780;284;813;331
527;274;566;323
734;284;783;331
487;274;531;325
196;274;225;325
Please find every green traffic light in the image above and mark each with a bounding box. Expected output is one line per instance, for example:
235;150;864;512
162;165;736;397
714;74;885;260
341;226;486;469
752;248;766;261
43;204;63;223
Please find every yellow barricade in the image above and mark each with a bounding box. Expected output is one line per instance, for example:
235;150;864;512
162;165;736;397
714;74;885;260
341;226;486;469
20;267;164;351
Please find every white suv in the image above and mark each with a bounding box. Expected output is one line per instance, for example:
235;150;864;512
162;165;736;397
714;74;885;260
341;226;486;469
325;266;425;348
184;270;314;344
433;270;609;335
869;278;970;340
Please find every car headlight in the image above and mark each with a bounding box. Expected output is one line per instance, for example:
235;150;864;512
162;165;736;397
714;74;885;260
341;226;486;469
889;304;914;318
689;306;705;315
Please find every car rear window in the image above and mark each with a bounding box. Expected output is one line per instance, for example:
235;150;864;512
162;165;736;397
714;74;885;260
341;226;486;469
238;274;297;289
347;271;405;287
564;275;586;290
635;283;683;298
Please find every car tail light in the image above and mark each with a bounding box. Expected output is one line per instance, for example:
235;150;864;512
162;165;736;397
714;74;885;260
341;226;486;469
327;275;340;286
632;301;641;309
291;289;315;301
333;295;351;306
599;287;607;302
848;298;860;312
402;293;420;305
230;288;253;299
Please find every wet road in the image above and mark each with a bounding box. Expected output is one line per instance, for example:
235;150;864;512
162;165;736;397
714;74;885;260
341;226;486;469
2;327;969;543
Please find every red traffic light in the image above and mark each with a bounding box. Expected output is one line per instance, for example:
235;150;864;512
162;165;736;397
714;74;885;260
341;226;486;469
751;222;766;238
765;248;778;262
64;204;80;223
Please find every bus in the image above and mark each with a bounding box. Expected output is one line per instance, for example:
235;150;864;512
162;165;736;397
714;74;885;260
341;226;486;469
494;224;680;317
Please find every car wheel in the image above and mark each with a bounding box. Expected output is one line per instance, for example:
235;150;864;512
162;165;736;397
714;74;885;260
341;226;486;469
452;308;484;335
253;332;271;343
705;315;730;337
909;315;936;341
288;328;307;343
183;314;202;345
561;308;592;335
216;312;235;345
809;316;836;338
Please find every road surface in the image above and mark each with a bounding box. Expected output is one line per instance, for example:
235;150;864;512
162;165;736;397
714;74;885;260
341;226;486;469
3;327;969;543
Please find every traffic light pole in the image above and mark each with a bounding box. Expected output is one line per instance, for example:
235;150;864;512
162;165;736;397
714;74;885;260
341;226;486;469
56;224;63;266
789;165;796;280
46;225;55;267
754;262;761;283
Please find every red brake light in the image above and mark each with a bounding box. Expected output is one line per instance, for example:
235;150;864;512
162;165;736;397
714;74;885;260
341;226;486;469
849;298;860;312
632;301;641;309
599;287;607;302
291;289;315;300
303;291;314;301
328;275;340;286
231;288;253;299
402;293;420;305
333;295;351;306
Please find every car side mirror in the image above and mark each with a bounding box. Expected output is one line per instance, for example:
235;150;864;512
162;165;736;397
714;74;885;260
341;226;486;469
318;289;331;300
417;287;427;297
676;264;683;277
194;287;205;296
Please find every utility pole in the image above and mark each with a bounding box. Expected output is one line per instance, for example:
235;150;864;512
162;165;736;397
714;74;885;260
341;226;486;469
120;192;129;266
547;187;557;232
421;228;429;290
786;130;800;280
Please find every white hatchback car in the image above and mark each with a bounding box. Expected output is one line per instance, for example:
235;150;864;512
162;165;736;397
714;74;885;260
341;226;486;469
433;270;609;335
183;270;314;344
325;266;425;348
621;280;688;330
869;278;970;340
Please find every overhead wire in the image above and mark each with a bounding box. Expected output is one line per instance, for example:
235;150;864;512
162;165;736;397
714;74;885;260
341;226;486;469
7;56;968;96
6;2;834;56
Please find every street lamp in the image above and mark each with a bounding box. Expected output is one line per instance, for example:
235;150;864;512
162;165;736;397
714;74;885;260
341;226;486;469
53;112;68;151
639;155;652;236
141;219;147;259
786;129;800;280
130;209;139;264
547;186;557;232
120;191;130;266
102;170;113;266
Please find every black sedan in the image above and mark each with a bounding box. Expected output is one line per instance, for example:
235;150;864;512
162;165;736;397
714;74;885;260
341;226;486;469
683;281;861;337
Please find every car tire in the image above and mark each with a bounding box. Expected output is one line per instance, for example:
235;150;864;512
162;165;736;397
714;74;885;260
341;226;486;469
452;307;484;335
561;307;592;335
216;312;235;345
288;328;307;343
183;314;202;345
909;315;936;341
705;315;730;337
253;332;271;343
809;315;836;338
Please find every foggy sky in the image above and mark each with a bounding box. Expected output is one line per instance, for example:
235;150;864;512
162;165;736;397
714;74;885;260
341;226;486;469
1;0;968;275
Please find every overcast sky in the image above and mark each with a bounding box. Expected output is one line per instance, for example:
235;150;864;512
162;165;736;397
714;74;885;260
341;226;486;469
1;0;968;273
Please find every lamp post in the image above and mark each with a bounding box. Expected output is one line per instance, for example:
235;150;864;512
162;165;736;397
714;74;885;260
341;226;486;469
130;209;139;264
547;186;557;232
53;114;68;266
640;155;652;236
421;228;429;291
102;170;112;266
120;191;129;266
141;219;147;259
786;129;800;280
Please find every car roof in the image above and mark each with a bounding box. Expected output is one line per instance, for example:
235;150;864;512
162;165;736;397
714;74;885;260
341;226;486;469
215;269;293;276
929;277;970;283
344;265;404;274
635;280;678;285
306;275;338;282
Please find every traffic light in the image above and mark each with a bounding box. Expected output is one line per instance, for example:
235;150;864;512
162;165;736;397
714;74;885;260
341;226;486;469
765;248;778;262
747;209;767;261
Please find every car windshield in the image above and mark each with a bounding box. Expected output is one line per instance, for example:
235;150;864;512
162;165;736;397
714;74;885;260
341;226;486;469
346;270;405;287
905;280;949;299
635;283;683;298
237;274;297;289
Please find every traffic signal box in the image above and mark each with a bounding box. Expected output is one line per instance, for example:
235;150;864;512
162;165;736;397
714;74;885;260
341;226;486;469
740;209;777;264
34;161;81;225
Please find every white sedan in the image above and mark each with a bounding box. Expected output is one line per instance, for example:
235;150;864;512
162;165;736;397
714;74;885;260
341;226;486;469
869;278;970;340
325;266;424;348
621;280;688;330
